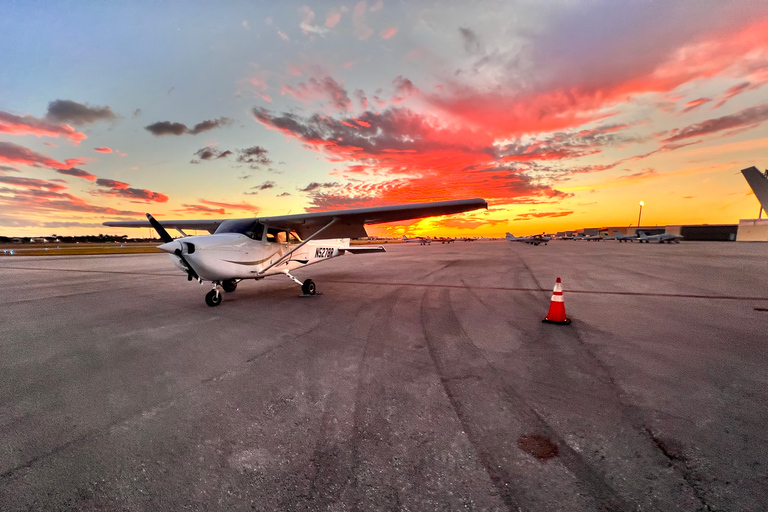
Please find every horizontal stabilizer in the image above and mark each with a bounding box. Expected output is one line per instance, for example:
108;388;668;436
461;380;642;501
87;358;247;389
339;246;386;254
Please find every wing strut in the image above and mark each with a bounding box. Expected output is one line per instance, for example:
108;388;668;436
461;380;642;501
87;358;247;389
257;218;339;276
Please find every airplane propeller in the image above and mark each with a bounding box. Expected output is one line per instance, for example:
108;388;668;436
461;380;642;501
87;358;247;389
146;213;173;243
147;213;200;282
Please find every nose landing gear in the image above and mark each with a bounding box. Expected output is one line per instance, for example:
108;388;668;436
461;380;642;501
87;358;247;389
205;289;222;307
205;282;223;307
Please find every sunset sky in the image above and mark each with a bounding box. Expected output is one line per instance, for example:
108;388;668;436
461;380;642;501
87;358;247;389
2;1;768;237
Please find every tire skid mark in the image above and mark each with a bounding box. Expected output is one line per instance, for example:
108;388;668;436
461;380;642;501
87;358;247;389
561;323;710;510
300;287;404;510
344;286;408;510
421;287;630;512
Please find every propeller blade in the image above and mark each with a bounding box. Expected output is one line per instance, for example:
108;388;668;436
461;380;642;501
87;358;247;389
146;213;173;243
174;249;200;281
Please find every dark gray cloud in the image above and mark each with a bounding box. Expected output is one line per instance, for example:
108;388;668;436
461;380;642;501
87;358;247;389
192;147;233;161
189;117;233;135
299;181;340;192
145;117;233;136
459;27;482;54
252;106;484;156
46;100;116;125
56;167;97;181
237;146;272;166
145;121;187;136
663;104;768;142
252;181;275;190
0;165;20;173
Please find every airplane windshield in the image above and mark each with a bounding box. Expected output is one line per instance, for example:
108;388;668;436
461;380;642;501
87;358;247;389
214;219;264;240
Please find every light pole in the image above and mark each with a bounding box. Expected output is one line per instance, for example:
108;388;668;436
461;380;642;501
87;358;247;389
638;201;644;228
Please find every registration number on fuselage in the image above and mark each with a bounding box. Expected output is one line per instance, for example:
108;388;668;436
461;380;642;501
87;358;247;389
315;247;335;258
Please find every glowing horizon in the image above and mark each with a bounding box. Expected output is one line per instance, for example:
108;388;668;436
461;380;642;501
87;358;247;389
1;1;768;237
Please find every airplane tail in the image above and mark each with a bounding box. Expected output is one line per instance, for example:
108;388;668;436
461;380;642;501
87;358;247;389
742;166;768;215
637;231;648;239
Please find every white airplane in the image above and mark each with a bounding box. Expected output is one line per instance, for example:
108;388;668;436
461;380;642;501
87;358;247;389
402;235;431;245
610;230;638;242
103;198;487;306
637;230;684;243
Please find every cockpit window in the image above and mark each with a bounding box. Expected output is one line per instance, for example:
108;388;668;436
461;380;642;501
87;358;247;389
214;219;263;240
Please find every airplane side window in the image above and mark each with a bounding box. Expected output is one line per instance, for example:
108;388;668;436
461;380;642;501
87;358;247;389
276;231;287;244
288;231;302;244
245;222;263;240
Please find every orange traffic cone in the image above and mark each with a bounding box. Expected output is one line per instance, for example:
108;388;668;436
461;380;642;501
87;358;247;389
542;277;571;325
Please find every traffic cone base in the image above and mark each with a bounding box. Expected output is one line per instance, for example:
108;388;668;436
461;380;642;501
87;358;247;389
542;317;571;325
542;277;570;325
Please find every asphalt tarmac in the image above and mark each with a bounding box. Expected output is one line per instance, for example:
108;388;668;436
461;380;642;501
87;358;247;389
1;241;767;511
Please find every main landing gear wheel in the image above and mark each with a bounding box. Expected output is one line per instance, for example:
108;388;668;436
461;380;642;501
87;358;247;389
301;279;316;295
205;289;222;307
222;279;238;293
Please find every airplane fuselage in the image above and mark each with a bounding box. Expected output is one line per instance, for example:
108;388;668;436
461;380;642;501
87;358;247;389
158;233;350;281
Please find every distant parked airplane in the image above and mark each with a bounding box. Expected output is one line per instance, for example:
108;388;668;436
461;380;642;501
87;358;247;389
637;231;684;244
611;230;638;242
506;233;546;245
402;235;431;245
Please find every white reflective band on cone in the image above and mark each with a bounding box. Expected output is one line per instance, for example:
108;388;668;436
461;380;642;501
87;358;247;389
551;295;564;302
553;282;563;293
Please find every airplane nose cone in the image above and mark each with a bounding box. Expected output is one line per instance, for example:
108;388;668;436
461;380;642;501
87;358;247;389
158;241;180;254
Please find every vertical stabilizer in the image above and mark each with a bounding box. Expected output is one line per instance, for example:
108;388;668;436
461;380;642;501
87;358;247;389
742;166;768;215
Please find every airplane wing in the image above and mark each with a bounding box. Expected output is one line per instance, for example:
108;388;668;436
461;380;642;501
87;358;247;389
742;166;768;214
104;198;488;239
102;218;227;234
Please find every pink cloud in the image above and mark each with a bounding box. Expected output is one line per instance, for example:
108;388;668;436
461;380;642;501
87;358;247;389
0;141;85;170
0;111;87;144
325;12;341;28
663;104;768;142
94;178;169;203
0;175;68;191
281;76;352;111
199;198;259;213
352;1;372;40
381;26;397;40
94;147;113;153
680;98;711;114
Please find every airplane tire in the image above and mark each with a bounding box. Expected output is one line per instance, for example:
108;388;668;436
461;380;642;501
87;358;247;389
302;279;316;295
222;279;237;293
205;290;222;307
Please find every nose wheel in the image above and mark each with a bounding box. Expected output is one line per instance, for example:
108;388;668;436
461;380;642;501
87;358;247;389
205;289;222;307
